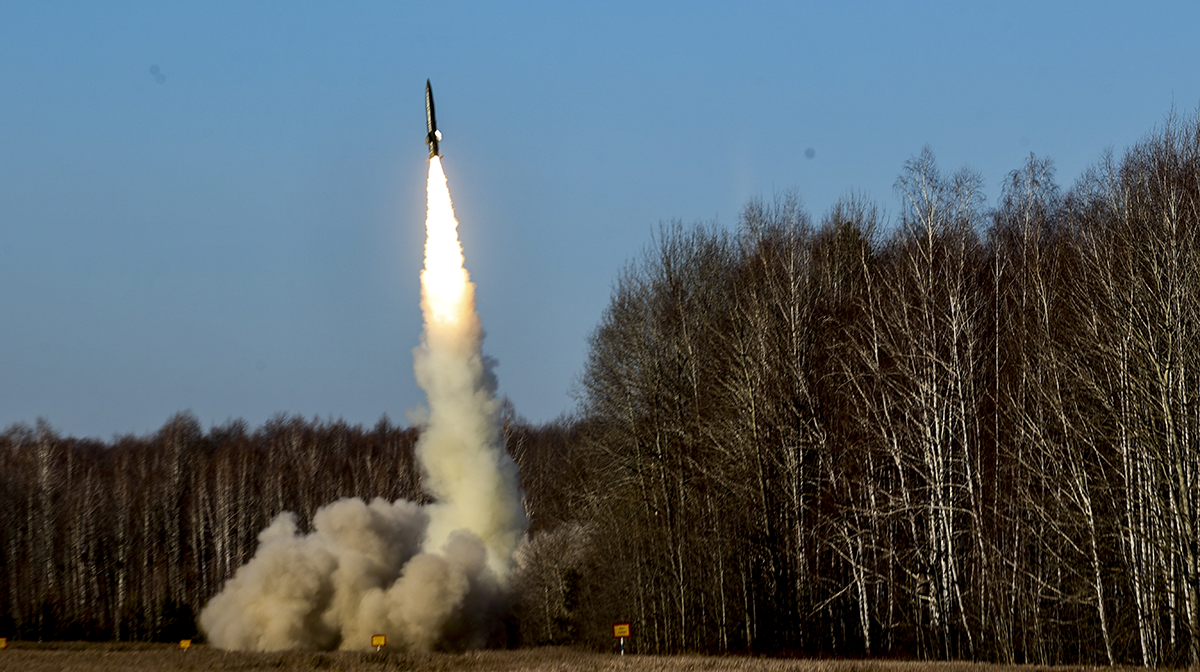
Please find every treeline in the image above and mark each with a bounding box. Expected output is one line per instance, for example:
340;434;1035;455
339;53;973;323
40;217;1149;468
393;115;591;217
526;114;1200;665
0;407;579;647
0;413;425;641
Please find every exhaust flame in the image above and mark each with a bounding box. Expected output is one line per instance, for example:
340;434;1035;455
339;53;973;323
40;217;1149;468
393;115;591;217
198;156;527;652
421;157;470;325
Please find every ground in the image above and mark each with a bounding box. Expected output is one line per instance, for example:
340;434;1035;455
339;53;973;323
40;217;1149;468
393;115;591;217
0;643;1130;672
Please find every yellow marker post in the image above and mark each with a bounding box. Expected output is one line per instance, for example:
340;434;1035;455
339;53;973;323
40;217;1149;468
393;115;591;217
179;639;191;650
613;623;631;655
371;634;386;652
0;637;7;649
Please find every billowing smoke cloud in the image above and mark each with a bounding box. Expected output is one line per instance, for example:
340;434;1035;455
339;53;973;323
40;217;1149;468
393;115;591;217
199;156;527;651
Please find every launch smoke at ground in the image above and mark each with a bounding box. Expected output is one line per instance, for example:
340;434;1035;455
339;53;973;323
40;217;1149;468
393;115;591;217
198;156;527;652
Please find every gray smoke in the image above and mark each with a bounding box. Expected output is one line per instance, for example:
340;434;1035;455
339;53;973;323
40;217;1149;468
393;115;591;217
199;497;514;651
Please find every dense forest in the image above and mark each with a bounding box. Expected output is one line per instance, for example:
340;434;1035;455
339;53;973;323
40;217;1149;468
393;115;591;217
4;112;1200;666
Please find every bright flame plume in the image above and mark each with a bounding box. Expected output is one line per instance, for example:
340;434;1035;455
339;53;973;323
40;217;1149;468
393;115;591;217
421;157;471;325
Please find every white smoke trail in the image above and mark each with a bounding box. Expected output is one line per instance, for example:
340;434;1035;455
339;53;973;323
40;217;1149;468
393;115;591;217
198;156;527;652
415;157;525;577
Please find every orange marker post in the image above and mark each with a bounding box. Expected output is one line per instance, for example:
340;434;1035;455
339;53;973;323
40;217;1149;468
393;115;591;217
371;634;386;652
612;622;631;655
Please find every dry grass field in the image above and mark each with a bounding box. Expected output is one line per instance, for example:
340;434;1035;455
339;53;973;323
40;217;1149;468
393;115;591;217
0;643;1138;672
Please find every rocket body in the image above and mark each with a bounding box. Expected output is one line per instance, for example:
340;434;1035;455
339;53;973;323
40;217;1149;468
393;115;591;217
425;80;442;159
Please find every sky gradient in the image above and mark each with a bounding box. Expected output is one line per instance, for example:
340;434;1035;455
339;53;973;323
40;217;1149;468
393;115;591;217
3;1;1199;438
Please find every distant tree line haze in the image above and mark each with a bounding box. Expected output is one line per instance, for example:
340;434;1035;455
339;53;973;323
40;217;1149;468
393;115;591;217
5;111;1200;665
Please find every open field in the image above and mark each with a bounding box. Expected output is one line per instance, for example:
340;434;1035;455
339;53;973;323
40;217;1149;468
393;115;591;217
0;643;1136;672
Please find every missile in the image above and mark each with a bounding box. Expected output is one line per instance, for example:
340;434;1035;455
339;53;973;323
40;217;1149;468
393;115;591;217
425;79;442;159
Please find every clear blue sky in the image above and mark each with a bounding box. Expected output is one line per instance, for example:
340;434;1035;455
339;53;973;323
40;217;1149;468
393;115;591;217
3;1;1198;439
